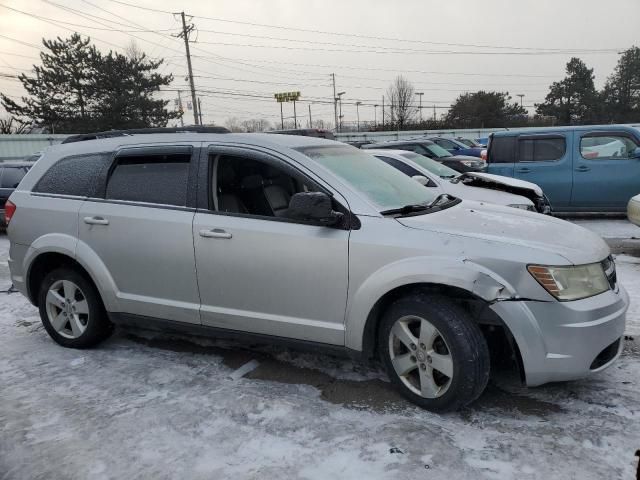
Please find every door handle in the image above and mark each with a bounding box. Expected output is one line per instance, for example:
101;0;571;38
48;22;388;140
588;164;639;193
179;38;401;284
199;228;232;239
83;216;109;225
516;167;531;173
575;165;591;172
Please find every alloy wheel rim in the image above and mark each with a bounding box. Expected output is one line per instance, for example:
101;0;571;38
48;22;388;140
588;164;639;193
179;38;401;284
388;315;453;399
45;280;89;339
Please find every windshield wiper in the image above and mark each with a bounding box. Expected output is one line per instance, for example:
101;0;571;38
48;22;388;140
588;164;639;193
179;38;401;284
428;193;458;207
380;203;431;216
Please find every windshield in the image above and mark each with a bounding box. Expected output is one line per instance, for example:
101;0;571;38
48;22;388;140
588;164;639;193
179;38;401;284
424;144;452;158
298;145;438;210
400;152;459;178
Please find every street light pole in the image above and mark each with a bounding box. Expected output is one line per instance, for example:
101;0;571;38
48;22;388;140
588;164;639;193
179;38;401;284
416;92;424;123
517;94;525;108
355;101;362;132
374;104;378;127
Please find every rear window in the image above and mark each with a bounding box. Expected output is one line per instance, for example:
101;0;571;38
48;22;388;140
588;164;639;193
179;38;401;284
518;136;566;162
34;154;109;196
106;153;191;206
489;136;516;163
0;166;29;188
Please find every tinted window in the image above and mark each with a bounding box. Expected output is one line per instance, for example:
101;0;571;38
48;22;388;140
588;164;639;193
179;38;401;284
400;152;459;178
106;153;190;206
435;139;457;149
376;156;422;177
489;137;516;163
423;144;452;158
580;134;638;160
518;137;566;162
1;167;29;188
34;154;109;196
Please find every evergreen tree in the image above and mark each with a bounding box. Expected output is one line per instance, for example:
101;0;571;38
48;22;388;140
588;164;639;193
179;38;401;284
601;46;640;123
445;91;526;128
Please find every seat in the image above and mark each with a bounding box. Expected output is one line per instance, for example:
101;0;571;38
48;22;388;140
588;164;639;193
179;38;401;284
217;164;247;214
263;167;292;217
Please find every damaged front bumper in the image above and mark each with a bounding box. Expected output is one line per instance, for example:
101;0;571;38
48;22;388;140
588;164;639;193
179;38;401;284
490;285;628;386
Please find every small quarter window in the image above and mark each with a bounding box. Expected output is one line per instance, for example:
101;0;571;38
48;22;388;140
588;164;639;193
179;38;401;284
34;153;109;197
106;153;191;206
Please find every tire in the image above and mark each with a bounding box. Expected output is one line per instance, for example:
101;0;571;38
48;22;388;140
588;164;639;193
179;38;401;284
37;267;113;348
378;293;490;412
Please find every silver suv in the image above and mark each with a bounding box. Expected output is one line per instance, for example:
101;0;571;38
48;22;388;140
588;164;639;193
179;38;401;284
6;132;628;412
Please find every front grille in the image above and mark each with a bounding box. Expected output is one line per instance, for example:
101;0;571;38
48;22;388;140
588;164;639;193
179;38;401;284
602;255;616;290
590;338;621;370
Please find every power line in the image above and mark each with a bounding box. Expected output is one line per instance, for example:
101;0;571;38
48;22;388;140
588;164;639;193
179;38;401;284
104;0;622;54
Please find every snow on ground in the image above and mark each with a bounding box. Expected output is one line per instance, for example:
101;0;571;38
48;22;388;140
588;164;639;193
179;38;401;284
0;233;639;479
572;218;640;239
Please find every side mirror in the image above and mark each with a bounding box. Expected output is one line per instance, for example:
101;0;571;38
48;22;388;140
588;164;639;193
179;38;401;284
631;147;640;159
287;192;343;226
411;175;430;186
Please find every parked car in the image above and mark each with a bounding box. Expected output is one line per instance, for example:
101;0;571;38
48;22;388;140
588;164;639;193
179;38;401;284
486;125;640;213
456;137;484;148
7;130;627;412
0;160;36;225
476;137;489;147
426;136;484;158
366;149;544;212
362;140;487;173
627;194;640;226
345;140;375;149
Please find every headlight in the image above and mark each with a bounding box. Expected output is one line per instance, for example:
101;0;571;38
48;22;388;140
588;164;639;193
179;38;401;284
527;263;610;301
459;160;481;167
508;204;535;211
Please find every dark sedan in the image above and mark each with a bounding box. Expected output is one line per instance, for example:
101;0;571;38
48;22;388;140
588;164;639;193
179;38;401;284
362;140;487;173
426;137;484;158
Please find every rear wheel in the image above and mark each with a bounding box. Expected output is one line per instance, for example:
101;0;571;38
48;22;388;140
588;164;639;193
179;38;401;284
379;294;490;412
38;268;113;348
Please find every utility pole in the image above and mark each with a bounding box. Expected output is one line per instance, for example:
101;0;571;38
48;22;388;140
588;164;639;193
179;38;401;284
336;92;345;132
176;11;199;125
433;104;436;121
293;99;297;129
517;94;525;108
197;97;203;125
416;92;424;123
374;104;378;127
331;73;338;132
308;104;312;128
355;101;361;132
280;103;284;129
382;96;385;127
177;90;184;127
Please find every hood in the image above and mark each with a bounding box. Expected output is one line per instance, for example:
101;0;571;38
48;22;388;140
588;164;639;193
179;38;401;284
460;172;543;197
448;154;483;161
444;182;533;206
397;201;609;265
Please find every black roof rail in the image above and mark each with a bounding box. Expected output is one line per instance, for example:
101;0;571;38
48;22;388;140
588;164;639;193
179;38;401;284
61;126;230;144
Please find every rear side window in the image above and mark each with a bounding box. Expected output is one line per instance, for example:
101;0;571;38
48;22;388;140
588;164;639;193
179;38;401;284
518;137;566;162
1;167;29;188
376;156;422;177
106;153;191;206
34;154;109;196
489;137;516;163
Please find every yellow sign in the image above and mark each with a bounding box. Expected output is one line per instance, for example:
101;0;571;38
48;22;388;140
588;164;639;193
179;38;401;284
274;91;301;103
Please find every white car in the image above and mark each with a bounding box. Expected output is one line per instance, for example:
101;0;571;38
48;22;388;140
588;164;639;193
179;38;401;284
627;194;640;226
367;149;550;213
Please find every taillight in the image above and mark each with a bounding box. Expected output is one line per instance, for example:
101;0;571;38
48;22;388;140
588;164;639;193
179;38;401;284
4;199;16;226
480;149;487;161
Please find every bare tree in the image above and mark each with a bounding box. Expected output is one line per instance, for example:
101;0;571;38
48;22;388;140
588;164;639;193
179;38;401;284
241;118;271;132
125;39;144;62
0;116;30;134
385;75;417;129
224;117;244;132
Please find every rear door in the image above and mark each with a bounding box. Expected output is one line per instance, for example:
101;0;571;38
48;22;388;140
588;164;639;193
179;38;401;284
513;134;572;210
78;144;201;324
571;131;640;211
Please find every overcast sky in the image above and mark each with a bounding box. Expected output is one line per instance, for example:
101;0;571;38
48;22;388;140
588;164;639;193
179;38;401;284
1;0;639;129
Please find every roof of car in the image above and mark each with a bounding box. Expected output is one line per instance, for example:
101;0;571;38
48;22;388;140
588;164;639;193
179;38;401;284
363;139;434;148
491;124;640;138
42;132;340;158
0;161;35;167
364;149;415;156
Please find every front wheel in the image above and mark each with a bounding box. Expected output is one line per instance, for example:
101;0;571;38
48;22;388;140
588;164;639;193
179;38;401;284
379;294;490;412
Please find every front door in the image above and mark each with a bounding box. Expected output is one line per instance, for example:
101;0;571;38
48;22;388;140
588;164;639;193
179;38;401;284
78;145;201;324
571;131;640;211
192;146;350;345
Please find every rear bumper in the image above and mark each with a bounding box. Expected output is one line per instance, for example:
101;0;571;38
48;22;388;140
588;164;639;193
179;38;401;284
490;286;628;386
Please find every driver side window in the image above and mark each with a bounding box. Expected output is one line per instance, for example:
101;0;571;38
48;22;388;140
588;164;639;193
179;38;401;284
211;154;315;219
